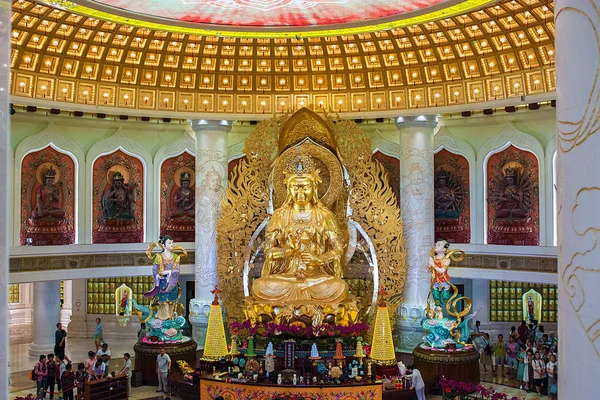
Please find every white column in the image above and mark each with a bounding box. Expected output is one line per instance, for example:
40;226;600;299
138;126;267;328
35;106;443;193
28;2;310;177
556;2;600;398
1;0;10;392
394;116;437;352
61;280;73;328
28;281;62;356
188;120;231;350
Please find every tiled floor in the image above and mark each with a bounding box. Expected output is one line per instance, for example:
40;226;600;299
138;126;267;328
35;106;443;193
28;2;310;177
10;339;548;399
10;385;183;400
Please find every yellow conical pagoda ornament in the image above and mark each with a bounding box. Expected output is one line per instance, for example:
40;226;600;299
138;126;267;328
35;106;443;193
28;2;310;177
229;334;241;359
370;288;396;366
202;287;229;360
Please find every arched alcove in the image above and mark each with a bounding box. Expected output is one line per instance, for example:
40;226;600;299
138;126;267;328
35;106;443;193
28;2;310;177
13;123;84;245
86;129;151;243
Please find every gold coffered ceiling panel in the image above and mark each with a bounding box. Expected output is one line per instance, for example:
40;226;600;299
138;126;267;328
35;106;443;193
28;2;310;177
10;0;555;114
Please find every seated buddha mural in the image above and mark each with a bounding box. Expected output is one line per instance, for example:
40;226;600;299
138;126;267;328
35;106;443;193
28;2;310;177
433;167;467;241
30;165;67;223
251;155;349;305
162;166;195;242
93;156;144;243
23;160;74;245
101;171;137;224
169;171;195;221
488;158;538;245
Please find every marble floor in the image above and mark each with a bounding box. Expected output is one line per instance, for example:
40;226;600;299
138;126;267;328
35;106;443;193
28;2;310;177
10;385;183;400
10;337;139;394
10;338;548;399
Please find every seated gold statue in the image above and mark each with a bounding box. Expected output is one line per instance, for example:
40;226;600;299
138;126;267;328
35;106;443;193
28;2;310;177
251;159;349;305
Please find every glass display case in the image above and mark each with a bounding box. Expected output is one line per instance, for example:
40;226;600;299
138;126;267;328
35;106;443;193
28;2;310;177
489;280;558;322
87;277;154;314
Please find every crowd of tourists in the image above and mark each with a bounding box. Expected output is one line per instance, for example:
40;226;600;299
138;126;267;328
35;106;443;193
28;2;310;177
474;319;558;398
31;319;132;400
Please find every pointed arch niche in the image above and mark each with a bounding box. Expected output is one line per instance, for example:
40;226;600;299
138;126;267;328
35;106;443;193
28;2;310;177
14;123;84;245
481;124;543;246
155;133;196;242
87;129;150;244
19;145;77;245
433;129;475;244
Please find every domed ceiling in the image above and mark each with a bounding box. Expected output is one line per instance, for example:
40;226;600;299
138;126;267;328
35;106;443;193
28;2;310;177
40;0;495;37
10;0;555;115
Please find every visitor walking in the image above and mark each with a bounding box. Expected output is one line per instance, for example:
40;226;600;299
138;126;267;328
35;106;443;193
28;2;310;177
94;318;103;351
44;354;57;400
506;335;519;379
54;323;67;361
34;355;48;399
60;363;76;400
492;334;506;377
516;344;527;389
406;365;425;400
119;352;132;396
156;348;171;394
481;333;493;373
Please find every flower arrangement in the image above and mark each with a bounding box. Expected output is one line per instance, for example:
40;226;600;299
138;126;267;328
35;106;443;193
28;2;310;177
229;320;369;340
141;336;183;345
440;378;520;400
421;344;474;352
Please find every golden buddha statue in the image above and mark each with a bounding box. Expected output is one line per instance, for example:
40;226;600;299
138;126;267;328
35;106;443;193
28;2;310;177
251;156;349;305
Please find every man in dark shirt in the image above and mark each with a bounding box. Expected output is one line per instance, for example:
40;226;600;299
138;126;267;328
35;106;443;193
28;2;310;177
55;323;67;360
517;320;528;344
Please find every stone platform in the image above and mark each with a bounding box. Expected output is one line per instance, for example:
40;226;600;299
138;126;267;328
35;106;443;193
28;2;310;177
412;344;480;388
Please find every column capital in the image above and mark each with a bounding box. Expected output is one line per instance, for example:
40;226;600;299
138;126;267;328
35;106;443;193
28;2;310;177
395;115;438;130
190;119;233;133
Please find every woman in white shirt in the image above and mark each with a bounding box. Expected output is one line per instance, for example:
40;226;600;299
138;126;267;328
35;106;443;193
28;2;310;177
532;351;546;395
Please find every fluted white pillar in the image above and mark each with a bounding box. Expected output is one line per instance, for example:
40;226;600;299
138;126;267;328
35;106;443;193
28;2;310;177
28;281;62;356
394;116;437;352
188;120;231;350
556;1;600;398
0;0;9;394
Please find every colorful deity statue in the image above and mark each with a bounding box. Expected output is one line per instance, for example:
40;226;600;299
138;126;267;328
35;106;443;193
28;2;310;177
119;291;129;315
144;235;183;320
101;171;137;223
31;166;66;222
423;241;475;348
429;240;453;308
